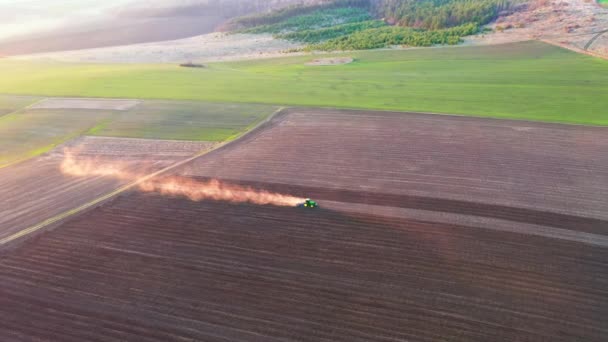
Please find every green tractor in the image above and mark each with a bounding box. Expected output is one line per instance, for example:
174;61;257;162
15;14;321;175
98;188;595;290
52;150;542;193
298;198;319;209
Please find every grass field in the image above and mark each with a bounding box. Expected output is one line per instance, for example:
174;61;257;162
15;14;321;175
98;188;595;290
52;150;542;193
1;41;608;125
91;100;277;141
0;95;40;116
0;109;113;167
600;0;608;8
0;100;277;167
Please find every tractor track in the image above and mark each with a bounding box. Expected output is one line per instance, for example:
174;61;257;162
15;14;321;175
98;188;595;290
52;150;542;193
584;28;608;50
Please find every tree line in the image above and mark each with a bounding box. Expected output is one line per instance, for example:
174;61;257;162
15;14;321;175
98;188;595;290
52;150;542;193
308;22;479;50
371;0;513;30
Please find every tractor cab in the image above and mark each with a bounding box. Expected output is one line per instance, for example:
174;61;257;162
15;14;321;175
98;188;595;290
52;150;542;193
298;198;318;209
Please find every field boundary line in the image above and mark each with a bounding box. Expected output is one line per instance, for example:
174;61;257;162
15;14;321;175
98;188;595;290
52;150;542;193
323;201;608;247
540;39;608;61
14;97;47;112
0;106;286;248
0;96;46;121
292;105;608;129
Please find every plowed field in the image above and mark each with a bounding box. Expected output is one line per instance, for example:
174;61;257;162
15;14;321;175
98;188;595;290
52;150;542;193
1;108;607;341
0;136;212;241
182;109;608;221
0;193;606;341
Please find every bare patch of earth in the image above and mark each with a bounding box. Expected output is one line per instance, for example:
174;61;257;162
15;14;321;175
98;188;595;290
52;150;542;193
464;0;608;58
305;57;354;66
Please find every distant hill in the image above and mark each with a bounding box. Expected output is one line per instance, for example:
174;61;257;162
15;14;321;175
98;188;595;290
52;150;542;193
0;0;312;56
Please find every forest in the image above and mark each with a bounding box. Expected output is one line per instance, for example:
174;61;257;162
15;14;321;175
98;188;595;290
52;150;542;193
309;22;479;50
229;0;515;50
372;0;513;29
277;20;386;43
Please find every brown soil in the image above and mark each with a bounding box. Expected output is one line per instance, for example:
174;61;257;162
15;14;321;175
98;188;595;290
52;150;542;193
0;136;213;241
0;190;606;341
183;108;608;222
0;109;607;341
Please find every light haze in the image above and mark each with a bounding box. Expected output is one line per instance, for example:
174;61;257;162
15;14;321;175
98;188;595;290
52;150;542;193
0;0;134;40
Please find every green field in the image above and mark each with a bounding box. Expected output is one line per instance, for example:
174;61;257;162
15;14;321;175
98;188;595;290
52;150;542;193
0;100;277;167
0;95;41;116
89;101;277;141
599;0;608;7
0;108;113;167
0;41;607;125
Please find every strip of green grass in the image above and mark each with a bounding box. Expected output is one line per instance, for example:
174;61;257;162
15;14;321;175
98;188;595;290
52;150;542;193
0;41;607;125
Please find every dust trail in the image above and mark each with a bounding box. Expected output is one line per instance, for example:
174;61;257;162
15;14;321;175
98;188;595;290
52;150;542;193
60;149;303;207
61;149;139;180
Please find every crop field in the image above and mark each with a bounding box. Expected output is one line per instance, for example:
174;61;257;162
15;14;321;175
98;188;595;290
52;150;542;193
0;108;606;341
182;108;608;221
91;100;278;141
0;97;275;241
0;108;115;167
0;98;276;166
30;98;140;111
0;186;606;341
1;41;607;125
0;137;213;242
0;95;40;116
